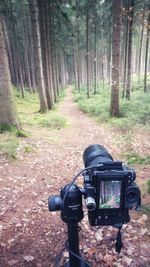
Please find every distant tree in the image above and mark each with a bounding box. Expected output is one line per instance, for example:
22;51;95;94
138;0;146;83
0;16;20;129
38;0;54;109
28;0;48;112
110;0;121;117
144;1;150;93
126;0;135;100
93;0;97;95
76;0;81;92
86;0;90;98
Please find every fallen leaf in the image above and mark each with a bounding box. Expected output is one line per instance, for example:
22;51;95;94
87;247;96;256
137;214;148;224
95;232;103;242
8;259;18;266
103;254;115;266
24;255;35;262
122;256;132;266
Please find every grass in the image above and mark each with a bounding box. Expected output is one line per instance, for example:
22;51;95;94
0;135;18;159
123;152;150;165
147;180;150;194
14;88;67;129
141;204;150;215
73;80;150;128
0;88;67;158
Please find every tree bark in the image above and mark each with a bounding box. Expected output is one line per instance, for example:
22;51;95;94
29;0;48;112
110;0;121;117
86;3;90;98
0;17;20;128
138;0;146;84
126;0;135;100
76;0;80;92
38;0;53;109
144;2;150;93
122;2;129;98
94;0;97;94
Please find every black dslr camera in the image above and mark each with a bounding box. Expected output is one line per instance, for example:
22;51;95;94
82;144;141;227
48;144;141;267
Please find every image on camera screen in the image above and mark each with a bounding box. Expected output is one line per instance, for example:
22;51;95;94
99;180;121;209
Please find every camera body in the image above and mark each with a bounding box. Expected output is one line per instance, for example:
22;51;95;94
83;162;140;227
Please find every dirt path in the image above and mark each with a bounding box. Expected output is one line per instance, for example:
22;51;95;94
0;88;150;267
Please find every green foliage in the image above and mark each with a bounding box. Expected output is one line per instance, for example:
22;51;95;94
141;204;150;215
131;74;150;92
14;87;67;130
120;91;150;125
74;83;150;127
123;152;150;165
23;145;33;153
147;180;150;194
0;123;18;134
37;114;67;129
0;123;27;137
0;136;18;159
74;83;111;121
57;89;66;102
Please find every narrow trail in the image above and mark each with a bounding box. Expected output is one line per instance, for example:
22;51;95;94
0;88;150;267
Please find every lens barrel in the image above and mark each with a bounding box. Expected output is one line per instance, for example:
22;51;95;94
83;144;113;167
48;196;62;211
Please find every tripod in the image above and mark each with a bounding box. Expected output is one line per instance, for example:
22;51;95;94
63;221;90;267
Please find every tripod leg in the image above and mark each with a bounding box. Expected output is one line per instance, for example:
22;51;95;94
63;222;90;267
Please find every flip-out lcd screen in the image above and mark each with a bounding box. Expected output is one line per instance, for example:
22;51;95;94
99;180;121;209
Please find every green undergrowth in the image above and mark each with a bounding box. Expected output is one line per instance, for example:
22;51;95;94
142;204;150;215
123;152;150;165
0;134;18;159
0;123;27;137
0;88;67;159
147;180;150;194
73;82;150;128
142;179;150;216
14;88;67;129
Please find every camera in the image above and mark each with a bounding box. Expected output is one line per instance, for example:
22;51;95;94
48;144;141;266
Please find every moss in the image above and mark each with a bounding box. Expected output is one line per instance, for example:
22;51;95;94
0;123;28;137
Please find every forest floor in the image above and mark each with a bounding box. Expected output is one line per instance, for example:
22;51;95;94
0;87;150;267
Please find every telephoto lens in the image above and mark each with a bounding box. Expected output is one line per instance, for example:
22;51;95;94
83;144;113;167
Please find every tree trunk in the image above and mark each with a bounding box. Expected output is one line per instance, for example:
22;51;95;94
122;2;129;98
86;4;90;98
110;0;121;117
29;0;47;112
0;17;20;128
73;49;77;89
138;0;146;84
48;0;57;103
126;0;135;100
76;0;80;92
94;1;97;95
38;0;53;109
144;2;150;93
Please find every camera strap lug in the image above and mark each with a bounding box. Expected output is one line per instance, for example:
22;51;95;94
115;227;123;254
